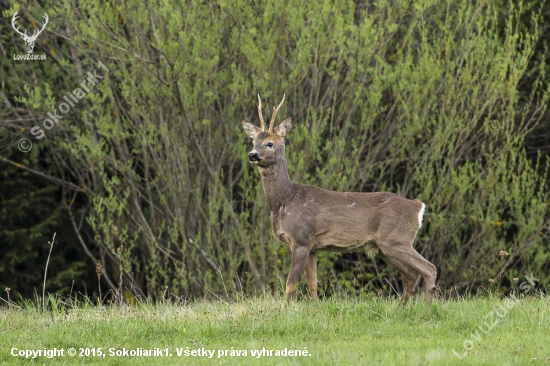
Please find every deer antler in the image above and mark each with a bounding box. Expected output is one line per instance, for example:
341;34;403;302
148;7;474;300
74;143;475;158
11;12;48;40
268;93;285;133
257;94;267;131
11;12;27;38
31;14;49;40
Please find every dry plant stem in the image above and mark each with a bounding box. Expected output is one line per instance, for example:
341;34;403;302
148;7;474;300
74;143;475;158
118;261;123;304
98;275;102;303
384;277;399;298
96;261;104;304
69;280;75;300
42;232;56;311
0;295;21;309
5;288;11;309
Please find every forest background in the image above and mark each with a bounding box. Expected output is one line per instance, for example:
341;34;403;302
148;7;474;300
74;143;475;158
0;0;549;302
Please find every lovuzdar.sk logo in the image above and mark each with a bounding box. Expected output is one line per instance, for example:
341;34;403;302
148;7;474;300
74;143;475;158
11;11;48;61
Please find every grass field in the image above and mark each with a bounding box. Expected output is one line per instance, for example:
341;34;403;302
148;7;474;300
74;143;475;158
1;291;549;365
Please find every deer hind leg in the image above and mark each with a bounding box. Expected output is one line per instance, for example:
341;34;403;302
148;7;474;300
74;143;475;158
379;243;437;304
286;245;310;304
410;249;437;303
305;251;318;299
377;249;420;305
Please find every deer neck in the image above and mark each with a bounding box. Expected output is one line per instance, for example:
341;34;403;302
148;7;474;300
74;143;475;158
258;156;294;212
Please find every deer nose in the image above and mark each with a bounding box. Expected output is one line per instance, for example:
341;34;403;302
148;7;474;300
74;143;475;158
248;152;260;162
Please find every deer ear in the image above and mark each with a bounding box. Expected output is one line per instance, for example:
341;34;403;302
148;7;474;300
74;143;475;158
242;121;261;139
275;116;292;137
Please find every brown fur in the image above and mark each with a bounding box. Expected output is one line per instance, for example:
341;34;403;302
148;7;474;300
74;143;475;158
242;96;437;304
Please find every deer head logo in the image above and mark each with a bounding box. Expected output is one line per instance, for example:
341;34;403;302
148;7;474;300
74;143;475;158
11;11;49;54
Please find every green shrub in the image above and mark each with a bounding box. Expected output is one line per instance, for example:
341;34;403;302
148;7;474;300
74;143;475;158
3;0;549;299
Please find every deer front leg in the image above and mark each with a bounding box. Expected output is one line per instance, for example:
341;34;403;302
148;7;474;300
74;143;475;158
286;245;310;304
305;251;318;299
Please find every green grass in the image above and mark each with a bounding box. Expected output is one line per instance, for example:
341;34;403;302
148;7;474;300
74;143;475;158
1;293;549;365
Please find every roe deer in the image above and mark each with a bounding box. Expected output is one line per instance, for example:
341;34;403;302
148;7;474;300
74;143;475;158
241;94;437;304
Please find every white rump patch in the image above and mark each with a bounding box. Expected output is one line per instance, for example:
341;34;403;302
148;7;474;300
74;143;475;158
418;202;426;227
347;202;356;208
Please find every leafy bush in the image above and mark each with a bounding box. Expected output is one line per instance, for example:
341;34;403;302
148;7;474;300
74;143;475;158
2;0;548;299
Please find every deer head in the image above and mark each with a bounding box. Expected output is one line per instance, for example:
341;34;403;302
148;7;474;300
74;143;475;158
242;93;292;167
12;11;49;54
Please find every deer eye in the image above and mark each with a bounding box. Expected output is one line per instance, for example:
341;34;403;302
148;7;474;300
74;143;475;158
266;142;274;148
